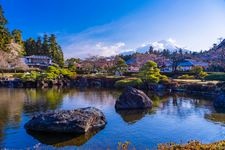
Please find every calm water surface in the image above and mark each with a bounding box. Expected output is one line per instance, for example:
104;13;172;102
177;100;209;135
0;88;225;149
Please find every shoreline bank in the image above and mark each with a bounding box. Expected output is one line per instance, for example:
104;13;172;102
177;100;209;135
0;76;224;95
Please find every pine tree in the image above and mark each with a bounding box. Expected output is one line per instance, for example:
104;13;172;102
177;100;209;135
36;37;42;55
57;45;64;67
24;38;36;56
0;5;11;51
49;34;58;61
49;34;64;66
0;5;7;28
24;34;64;67
42;34;49;56
12;29;23;46
149;46;154;54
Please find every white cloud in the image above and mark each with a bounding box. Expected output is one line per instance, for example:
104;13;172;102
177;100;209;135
60;23;131;59
59;0;225;58
63;40;126;59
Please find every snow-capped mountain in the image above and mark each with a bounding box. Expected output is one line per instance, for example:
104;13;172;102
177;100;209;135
121;39;190;55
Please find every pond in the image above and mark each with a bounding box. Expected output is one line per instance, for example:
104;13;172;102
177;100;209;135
0;88;225;149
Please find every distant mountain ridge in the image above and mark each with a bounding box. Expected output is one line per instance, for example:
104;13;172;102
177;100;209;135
216;39;225;50
121;39;190;55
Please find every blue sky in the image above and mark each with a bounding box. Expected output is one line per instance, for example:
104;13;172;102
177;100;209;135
1;0;225;58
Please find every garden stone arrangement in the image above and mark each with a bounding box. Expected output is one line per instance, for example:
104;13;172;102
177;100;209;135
115;86;153;110
25;107;106;134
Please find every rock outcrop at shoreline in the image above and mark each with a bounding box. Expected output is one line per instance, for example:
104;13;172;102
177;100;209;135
115;87;152;110
25;107;106;134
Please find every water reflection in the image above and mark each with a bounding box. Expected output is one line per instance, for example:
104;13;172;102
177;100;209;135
116;109;154;124
205;113;225;124
26;130;100;147
0;88;224;149
157;93;213;119
23;88;68;114
0;89;26;142
61;88;120;110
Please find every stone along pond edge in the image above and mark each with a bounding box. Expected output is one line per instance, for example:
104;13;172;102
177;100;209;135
22;86;225;149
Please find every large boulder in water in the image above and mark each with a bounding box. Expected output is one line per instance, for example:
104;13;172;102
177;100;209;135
115;87;153;110
24;107;106;134
214;94;225;110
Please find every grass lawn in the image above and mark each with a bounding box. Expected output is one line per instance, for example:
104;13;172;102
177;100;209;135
173;79;220;85
0;73;19;78
80;73;125;79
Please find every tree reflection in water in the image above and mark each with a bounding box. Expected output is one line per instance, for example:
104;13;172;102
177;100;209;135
115;92;215;124
26;129;101;147
0;88;26;142
0;88;222;148
156;93;214;119
0;88;71;145
23;88;68;114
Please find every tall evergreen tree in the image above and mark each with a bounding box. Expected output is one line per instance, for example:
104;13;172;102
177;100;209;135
24;34;64;66
24;38;36;56
42;34;49;56
36;37;42;55
0;5;7;28
49;34;64;66
12;29;23;45
57;45;64;67
149;46;154;54
49;34;58;61
0;5;11;51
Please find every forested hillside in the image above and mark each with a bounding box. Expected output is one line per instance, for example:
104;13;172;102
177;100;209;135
24;34;64;67
195;39;225;72
0;5;27;71
0;4;64;69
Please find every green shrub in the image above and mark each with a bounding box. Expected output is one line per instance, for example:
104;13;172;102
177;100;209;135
47;66;60;75
159;78;170;84
146;75;160;83
114;78;143;88
13;73;24;78
139;61;168;84
39;72;58;80
21;71;40;81
60;68;77;79
205;73;225;81
19;66;77;81
178;74;195;79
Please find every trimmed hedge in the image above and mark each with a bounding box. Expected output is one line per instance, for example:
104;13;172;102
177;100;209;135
114;78;143;88
205;73;225;81
178;74;195;79
161;72;196;78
